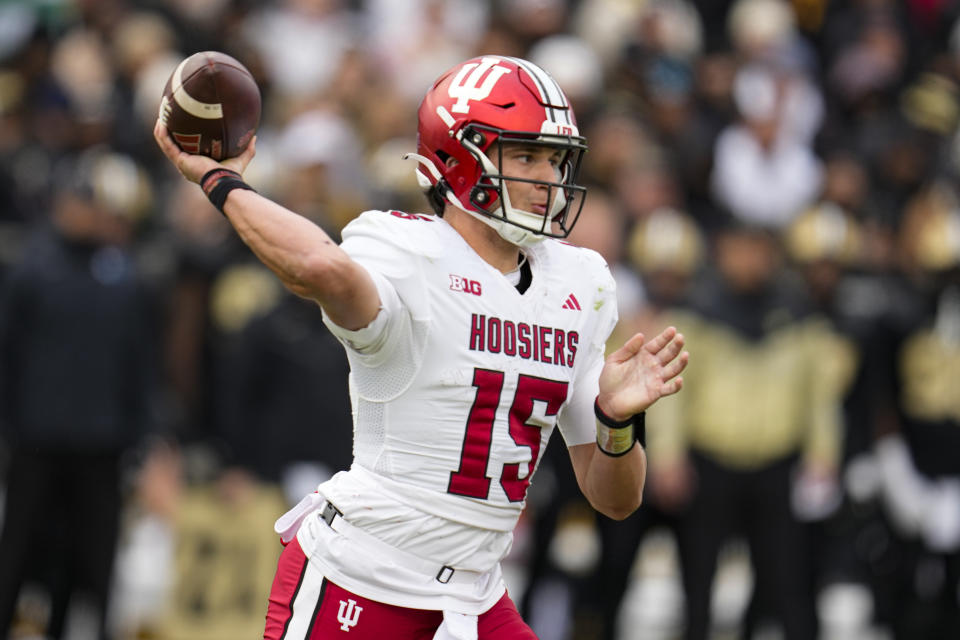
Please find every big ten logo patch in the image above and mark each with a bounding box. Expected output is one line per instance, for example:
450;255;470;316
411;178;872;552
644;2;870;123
158;484;287;640
450;274;482;296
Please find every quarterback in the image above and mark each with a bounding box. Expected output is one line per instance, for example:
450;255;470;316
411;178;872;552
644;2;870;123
154;55;687;640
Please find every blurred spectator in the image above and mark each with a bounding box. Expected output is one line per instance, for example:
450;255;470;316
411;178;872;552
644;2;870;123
782;203;888;637
365;0;489;103
580;110;654;191
822;0;910;115
820;151;871;217
859;112;936;233
152;462;288;640
157;179;243;444
272;107;371;229
646;219;854;640
610;0;704;108
711;63;824;229
48;26;118;149
211;265;354;502
625;207;705;333
242;0;360;105
691;47;738;133
727;0;816;72
605;0;723;223
862;183;960;639
107;11;180;160
529;34;605;122
570;0;646;67
617;157;685;223
498;0;570;49
0;148;158;639
784;202;865;312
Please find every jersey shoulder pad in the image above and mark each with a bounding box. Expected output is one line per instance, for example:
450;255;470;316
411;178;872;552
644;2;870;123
340;210;444;259
545;240;617;290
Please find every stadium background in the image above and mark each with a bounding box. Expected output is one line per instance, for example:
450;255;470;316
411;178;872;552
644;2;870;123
1;0;959;638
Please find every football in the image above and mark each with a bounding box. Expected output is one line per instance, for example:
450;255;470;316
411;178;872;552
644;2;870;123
159;51;261;160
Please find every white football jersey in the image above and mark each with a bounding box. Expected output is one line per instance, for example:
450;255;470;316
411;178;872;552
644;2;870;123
306;210;618;611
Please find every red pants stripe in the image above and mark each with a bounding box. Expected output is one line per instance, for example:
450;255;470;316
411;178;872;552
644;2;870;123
263;537;537;639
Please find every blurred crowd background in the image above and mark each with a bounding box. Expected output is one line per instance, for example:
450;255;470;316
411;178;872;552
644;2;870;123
1;0;960;639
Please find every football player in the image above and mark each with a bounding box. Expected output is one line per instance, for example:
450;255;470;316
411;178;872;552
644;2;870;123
155;55;688;640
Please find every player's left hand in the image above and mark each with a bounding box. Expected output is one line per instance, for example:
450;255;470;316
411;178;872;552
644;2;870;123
153;118;256;184
596;326;688;421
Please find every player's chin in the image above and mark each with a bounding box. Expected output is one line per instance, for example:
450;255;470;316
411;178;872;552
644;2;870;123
520;204;547;217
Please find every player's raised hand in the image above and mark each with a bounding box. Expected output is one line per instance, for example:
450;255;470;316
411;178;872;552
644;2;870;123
154;119;256;184
596;326;688;420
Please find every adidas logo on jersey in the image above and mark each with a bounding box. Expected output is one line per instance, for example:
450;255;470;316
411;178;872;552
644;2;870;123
561;294;581;310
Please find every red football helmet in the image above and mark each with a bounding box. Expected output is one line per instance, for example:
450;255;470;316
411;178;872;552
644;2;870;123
407;56;588;247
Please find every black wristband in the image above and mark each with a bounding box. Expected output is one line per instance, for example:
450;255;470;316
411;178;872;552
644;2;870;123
594;399;645;456
635;412;646;449
200;168;255;214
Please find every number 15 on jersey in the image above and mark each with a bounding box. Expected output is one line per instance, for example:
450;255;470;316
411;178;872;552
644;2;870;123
448;368;568;502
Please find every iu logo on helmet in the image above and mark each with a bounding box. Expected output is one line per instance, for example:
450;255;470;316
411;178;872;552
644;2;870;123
448;57;512;114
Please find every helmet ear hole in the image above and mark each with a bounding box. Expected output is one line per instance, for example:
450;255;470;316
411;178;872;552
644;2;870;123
440;152;456;169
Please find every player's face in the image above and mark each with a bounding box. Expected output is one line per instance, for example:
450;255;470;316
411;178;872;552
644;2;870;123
492;143;565;217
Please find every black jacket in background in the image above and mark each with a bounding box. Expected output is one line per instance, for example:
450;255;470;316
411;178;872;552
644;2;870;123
0;230;154;453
